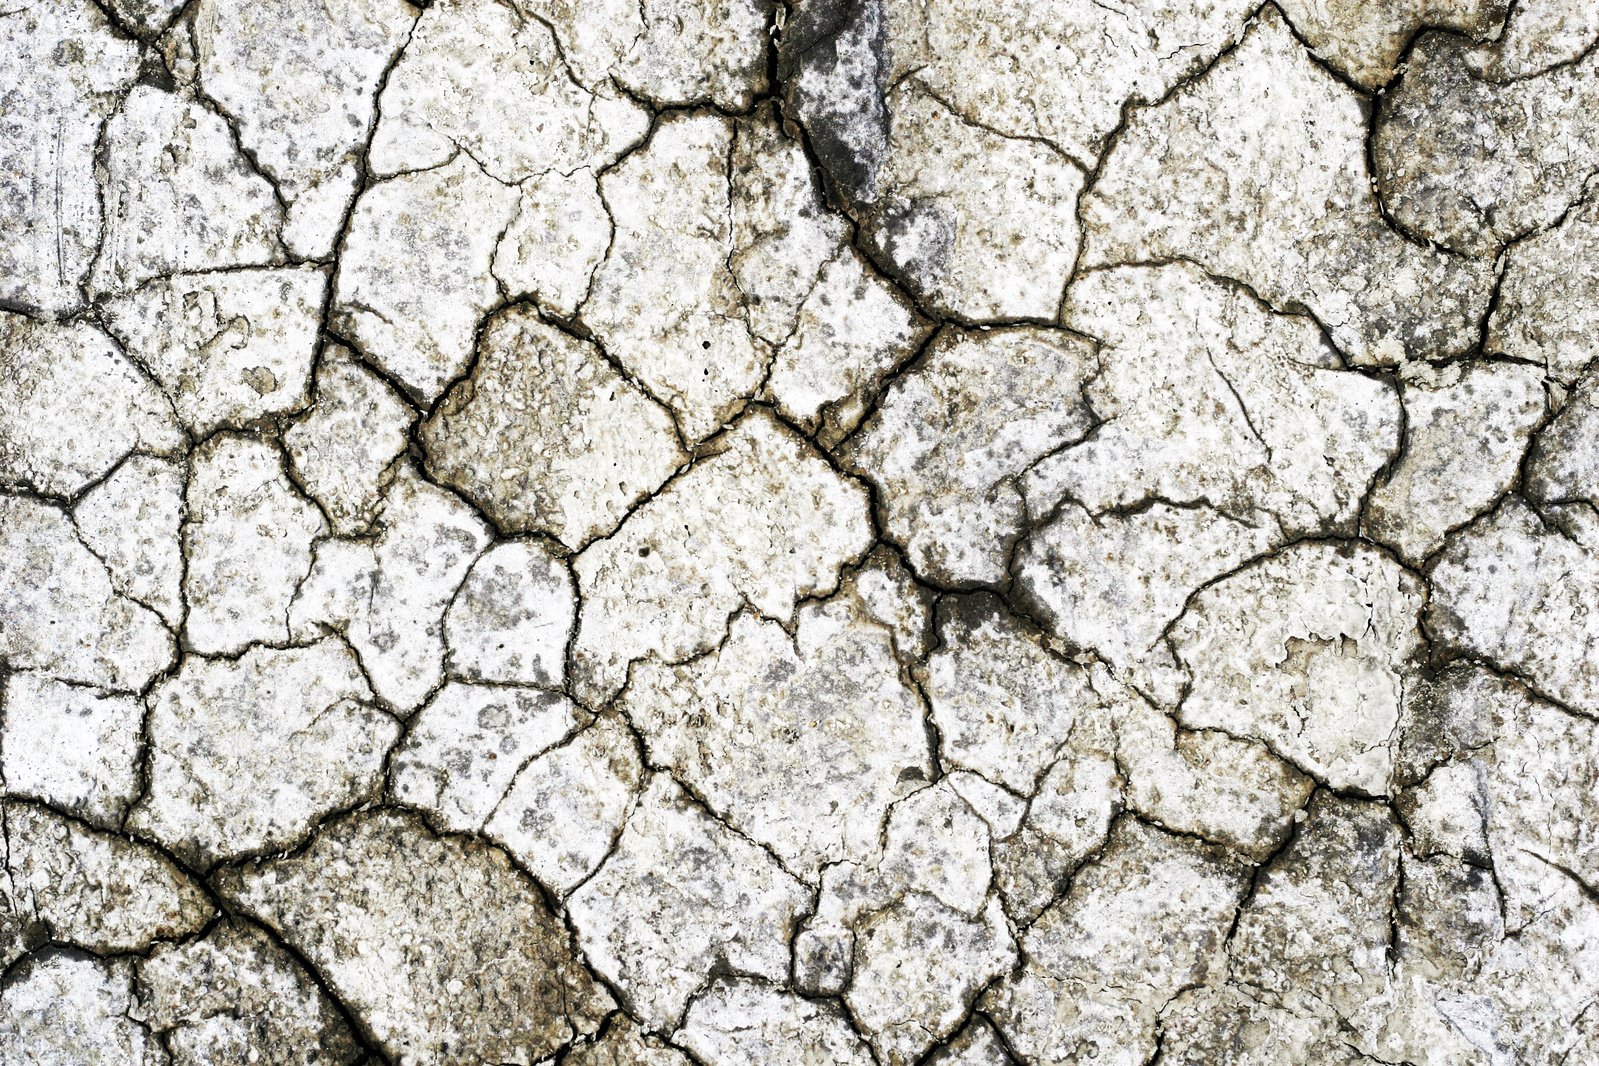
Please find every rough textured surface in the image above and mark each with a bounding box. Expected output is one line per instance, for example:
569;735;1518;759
220;809;612;1063
5;0;1597;1061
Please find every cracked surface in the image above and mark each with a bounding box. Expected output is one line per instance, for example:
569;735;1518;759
4;0;1598;1062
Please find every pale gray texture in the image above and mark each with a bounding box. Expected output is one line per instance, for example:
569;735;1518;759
2;0;1595;1061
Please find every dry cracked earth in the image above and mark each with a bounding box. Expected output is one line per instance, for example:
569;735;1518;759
2;0;1599;1062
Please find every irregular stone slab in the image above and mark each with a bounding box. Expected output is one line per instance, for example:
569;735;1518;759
583;113;767;442
1116;697;1313;861
1527;369;1599;509
986;820;1248;1066
222;809;611;1064
781;0;1253;320
290;467;492;711
1471;0;1599;78
795;777;1017;1056
1172;542;1426;795
389;682;580;833
1488;193;1599;384
183;435;326;655
443;540;574;686
0;495;174;691
850;892;1014;1064
283;343;413;536
864;80;1086;321
0;314;181;499
128;639;396;866
728;109;848;347
91;86;283;295
1429;497;1599;714
1036;263;1399;533
1017;502;1278;704
2;802;212;958
842;326;1098;586
1229;796;1402;1024
492;169;612;318
621;600;931;879
485;715;645;896
0;0;139;316
568;774;810;1028
139;919;363;1066
1365;360;1545;563
192;0;417;257
1276;0;1507;87
1375;26;1599;256
332;153;519;402
566;1014;689;1066
925;1017;1014;1065
677;978;875;1066
421;307;686;548
571;409;871;705
920;594;1115;793
1383;665;1599;1060
765;246;932;446
72;454;184;627
989;754;1119;925
1082;8;1493;364
99;267;326;436
0;674;140;826
525;0;770;111
0;952;161;1066
368;0;644;182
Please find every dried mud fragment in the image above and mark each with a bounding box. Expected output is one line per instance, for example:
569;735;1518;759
1376;19;1599;256
388;682;580;833
0;314;181;499
182;434;325;655
1364;360;1545;564
0;0;139;316
1429;497;1599;714
331;154;518;402
92;86;284;296
986;820;1249;1066
1082;9;1493;364
99;267;326;437
621;601;931;879
0;676;141;827
290;467;492;711
0;494;174;691
1276;0;1507;87
223;809;612;1064
283;343;413;537
1488;193;1599;384
582;113;767;443
567;775;810;1029
677;978;875;1066
0;952;163;1065
571;409;871;705
421;307;686;549
192;0;417;258
128;639;396;866
72;454;184;627
139;919;364;1066
2;802;212;961
843;326;1099;587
